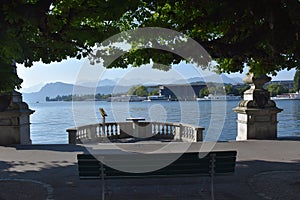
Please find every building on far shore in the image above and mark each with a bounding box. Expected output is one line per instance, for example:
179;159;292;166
158;83;207;101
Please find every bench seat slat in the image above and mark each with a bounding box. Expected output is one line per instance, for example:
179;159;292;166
77;151;236;180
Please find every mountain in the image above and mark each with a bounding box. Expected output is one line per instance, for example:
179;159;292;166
171;74;243;85
23;82;77;103
22;82;130;103
187;77;205;84
20;83;45;93
78;79;118;87
230;77;244;84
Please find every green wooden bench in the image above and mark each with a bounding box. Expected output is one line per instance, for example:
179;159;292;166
77;151;237;200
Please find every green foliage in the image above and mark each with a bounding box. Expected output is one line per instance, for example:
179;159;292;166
96;0;300;78
224;85;239;96
209;86;226;95
266;83;289;97
200;84;248;97
149;88;159;96
199;87;209;98
0;62;23;92
128;85;148;96
0;0;140;92
1;0;300;92
294;70;300;91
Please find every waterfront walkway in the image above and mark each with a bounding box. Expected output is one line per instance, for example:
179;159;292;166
0;140;299;200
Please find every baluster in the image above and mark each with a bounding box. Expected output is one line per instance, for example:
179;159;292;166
95;126;98;137
192;128;195;140
83;129;86;140
117;124;120;136
78;130;81;140
114;124;116;136
109;124;112;136
81;129;84;139
85;129;88;140
151;124;154;136
107;124;112;136
193;128;196;140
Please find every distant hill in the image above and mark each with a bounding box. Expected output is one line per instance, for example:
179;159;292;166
230;77;244;84
77;79;118;87
22;82;130;103
172;74;243;85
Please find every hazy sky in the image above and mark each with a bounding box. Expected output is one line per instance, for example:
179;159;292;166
17;57;296;92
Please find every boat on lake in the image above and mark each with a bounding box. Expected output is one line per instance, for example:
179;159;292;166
271;91;300;100
197;94;242;101
145;95;168;101
108;95;146;102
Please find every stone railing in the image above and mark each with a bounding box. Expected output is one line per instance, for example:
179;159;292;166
67;121;204;144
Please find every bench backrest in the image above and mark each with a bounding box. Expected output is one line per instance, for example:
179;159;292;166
77;151;237;179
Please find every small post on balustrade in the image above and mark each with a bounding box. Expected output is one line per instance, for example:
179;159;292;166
67;128;77;144
99;108;107;136
196;127;204;142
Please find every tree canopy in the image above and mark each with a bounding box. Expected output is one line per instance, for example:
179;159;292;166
0;0;140;92
106;0;300;76
128;85;148;96
1;0;300;92
294;70;300;91
266;83;289;96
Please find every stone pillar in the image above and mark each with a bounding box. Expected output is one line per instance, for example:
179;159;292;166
233;74;282;140
66;128;77;144
0;91;34;145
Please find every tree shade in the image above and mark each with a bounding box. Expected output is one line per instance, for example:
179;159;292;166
294;70;300;91
1;0;299;92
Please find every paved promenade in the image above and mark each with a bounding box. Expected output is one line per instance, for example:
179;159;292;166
0;140;299;200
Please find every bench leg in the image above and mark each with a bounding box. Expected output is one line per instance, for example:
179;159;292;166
210;174;214;200
210;153;216;200
101;163;105;200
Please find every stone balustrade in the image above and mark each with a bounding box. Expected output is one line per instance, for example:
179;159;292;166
67;121;204;144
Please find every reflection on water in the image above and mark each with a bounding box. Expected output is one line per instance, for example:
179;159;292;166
28;100;300;144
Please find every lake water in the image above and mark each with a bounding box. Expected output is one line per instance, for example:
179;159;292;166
28;100;300;144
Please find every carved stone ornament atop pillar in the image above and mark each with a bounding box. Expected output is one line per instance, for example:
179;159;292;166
0;91;34;145
233;73;282;140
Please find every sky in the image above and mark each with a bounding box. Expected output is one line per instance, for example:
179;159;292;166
17;57;296;93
